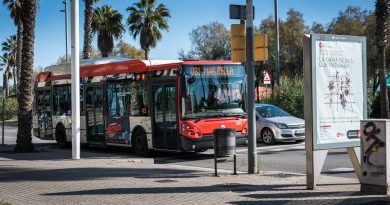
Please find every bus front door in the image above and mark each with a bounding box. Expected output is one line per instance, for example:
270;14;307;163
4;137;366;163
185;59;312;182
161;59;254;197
36;88;53;139
151;83;178;150
85;85;105;143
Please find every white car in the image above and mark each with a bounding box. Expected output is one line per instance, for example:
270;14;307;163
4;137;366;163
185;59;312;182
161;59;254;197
255;104;305;145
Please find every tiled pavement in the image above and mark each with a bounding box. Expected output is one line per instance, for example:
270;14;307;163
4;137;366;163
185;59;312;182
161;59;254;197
0;144;389;205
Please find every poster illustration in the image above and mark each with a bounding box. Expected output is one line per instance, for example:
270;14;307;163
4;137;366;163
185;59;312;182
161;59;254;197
105;116;130;144
315;40;364;146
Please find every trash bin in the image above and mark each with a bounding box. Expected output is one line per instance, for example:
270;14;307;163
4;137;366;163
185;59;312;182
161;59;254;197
360;119;390;195
214;128;236;157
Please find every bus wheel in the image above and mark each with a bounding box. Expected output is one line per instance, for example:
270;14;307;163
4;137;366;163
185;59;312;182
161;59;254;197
132;130;151;157
55;125;70;148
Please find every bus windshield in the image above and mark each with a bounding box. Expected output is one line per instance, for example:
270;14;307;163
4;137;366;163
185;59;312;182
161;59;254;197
181;64;246;120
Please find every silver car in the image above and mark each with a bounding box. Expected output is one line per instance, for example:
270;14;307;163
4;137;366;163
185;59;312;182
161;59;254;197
255;104;305;145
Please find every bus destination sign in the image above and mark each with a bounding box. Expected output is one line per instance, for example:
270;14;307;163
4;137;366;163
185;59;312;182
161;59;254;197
185;65;243;77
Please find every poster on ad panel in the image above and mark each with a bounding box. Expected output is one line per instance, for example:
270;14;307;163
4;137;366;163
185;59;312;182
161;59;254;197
312;34;366;149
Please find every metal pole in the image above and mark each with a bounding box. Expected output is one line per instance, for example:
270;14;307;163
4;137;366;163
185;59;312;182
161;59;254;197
246;0;257;174
71;0;80;159
214;134;218;177
274;0;280;84
2;81;5;147
64;0;68;62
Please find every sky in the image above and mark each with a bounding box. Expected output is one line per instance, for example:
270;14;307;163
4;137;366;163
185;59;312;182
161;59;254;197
0;0;376;72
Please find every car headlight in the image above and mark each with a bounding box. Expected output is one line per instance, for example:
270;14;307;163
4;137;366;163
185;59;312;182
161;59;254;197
275;123;288;129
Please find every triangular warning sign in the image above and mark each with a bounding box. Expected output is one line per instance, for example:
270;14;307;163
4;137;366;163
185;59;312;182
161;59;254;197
264;71;271;81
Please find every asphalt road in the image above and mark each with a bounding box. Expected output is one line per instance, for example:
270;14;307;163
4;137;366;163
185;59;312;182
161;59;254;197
1;126;357;179
0;126;55;145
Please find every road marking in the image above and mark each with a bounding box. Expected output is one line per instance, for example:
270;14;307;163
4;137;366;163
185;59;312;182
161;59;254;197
236;143;305;153
326;167;355;172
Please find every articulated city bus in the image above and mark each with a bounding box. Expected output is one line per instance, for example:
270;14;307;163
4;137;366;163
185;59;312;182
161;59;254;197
33;58;248;156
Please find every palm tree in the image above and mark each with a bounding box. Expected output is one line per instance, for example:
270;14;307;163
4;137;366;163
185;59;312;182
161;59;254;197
83;0;99;59
92;5;125;57
15;0;37;153
0;54;12;97
127;0;170;59
376;0;390;118
2;0;22;95
2;35;17;95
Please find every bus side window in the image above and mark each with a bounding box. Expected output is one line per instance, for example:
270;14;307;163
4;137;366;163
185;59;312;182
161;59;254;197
53;85;71;116
130;82;148;116
107;81;130;117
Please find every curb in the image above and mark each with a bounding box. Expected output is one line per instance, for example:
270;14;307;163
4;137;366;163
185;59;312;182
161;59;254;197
1;120;17;127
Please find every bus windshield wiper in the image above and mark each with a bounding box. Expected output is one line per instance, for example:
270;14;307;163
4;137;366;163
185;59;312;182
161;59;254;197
221;113;247;118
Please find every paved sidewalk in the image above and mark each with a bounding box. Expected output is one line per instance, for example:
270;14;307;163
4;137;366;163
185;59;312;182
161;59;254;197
0;144;389;205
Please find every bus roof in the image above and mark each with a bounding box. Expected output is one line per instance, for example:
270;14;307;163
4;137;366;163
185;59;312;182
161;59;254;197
182;60;241;65
36;58;242;83
37;58;183;82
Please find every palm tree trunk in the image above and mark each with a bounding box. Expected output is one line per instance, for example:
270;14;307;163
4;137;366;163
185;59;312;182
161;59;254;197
3;73;9;97
16;24;23;95
15;0;37;153
379;45;390;118
144;49;149;60
83;0;93;59
376;0;390;119
12;65;17;95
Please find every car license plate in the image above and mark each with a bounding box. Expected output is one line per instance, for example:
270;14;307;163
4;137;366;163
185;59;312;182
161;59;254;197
295;129;304;134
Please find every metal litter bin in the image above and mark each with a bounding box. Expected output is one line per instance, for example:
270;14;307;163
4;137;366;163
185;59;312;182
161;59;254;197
214;128;236;157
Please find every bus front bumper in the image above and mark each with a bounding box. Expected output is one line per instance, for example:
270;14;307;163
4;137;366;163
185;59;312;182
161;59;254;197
180;133;247;152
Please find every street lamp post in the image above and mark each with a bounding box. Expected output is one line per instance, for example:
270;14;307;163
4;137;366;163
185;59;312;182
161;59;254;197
2;73;5;147
60;0;68;62
274;0;280;84
71;0;80;159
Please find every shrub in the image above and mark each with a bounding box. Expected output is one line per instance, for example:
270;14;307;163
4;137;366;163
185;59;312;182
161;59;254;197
0;97;18;120
259;76;304;118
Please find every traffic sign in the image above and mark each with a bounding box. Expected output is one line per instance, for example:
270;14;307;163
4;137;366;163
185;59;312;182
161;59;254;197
263;70;271;85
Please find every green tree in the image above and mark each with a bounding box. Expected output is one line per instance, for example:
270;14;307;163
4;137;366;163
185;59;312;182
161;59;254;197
92;5;125;57
327;6;368;36
127;0;171;59
375;0;390;118
257;9;307;79
310;22;326;33
113;40;144;59
280;9;308;77
15;0;37;152
3;0;23;94
183;22;230;60
82;0;99;59
1;35;17;95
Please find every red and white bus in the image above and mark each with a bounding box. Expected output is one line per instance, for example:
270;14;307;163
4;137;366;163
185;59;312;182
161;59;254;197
33;58;248;156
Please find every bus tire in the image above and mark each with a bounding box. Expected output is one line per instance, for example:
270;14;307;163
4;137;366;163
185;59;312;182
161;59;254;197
55;125;70;149
132;129;151;157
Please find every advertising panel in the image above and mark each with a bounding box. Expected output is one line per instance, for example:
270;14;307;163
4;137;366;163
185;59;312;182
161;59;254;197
311;34;366;149
105;116;130;144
